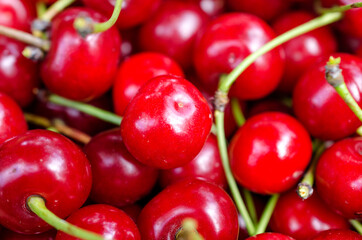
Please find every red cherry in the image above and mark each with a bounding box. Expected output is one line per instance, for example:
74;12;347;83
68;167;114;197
293;53;362;140
113;52;184;116
311;229;362;240
138;1;209;69
193;13;285;100
229;112;312;194
0;92;27;144
245;233;295;240
120;204;142;223
159;133;227;189
172;0;225;18
1;229;56;240
0;129;92;234
121;75;212;169
138;179;239;239
84;128;159;207
315;137;362;219
41;7;121;101
0;0;35;31
270;189;350;240
272;11;337;93
55;204;140;240
247;99;292;118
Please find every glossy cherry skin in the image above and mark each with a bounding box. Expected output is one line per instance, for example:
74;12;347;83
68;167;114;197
0;0;35;31
138;1;209;69
293;53;362;140
41;8;121;101
0;92;27;144
270;190;350;240
55;204;140;240
121;75;212;169
246;233;295;240
159;133;227;189
272;11;337;93
194;13;285;100
229;112;312;194
0;130;92;234
315;137;362;219
170;0;225;18
1;229;56;239
84;128;159;207
138;179;239;240
113;52;184;116
82;0;161;29
311;229;362;240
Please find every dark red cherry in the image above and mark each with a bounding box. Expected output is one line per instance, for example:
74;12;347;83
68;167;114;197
159;133;227;189
113;52;184;116
0;129;92;234
229;112;312;194
0;92;27;144
193;13;285;100
272;11;337;93
247;99;292;118
41;7;121;101
121;75;212;169
138;179;239;240
0;0;35;31
1;229;56;240
315;137;362;219
82;0;161;29
138;1;209;69
246;233;295;240
311;229;362;240
270;190;350;240
84;128;159;207
293;53;362;140
56;204;140;240
172;0;225;18
120;204;142;223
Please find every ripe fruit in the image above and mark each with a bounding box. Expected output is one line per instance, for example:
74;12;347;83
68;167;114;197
245;233;295;240
311;229;362;240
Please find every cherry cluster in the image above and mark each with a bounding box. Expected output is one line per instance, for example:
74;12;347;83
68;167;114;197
0;0;361;239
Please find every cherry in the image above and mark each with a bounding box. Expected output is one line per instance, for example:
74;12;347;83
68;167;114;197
0;92;27;144
193;13;285;100
55;204;140;240
171;0;225;18
247;99;292;118
138;179;239;239
0;0;35;31
0;129;92;234
1;229;56;239
269;189;350;240
272;11;337;93
84;128;159;207
245;233;295;240
311;229;362;240
138;1;209;69
229;112;312;194
113;52;184;116
120;75;212;169
41;7;121;101
159;133;227;189
293;53;362;140
120;204;142;223
315;137;362;219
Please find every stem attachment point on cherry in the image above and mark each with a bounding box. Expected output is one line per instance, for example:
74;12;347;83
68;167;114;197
176;218;204;240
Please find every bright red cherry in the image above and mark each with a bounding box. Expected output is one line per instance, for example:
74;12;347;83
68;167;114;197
270;190;350;240
1;229;56;239
246;233;295;240
55;204;140;240
121;75;212;169
41;7;121;101
138;1;209;69
159;133;227;189
311;229;362;240
0;92;27;144
229;112;312;194
0;130;92;234
113;52;184;116
316;137;362;219
138;179;239;240
293;53;362;140
84;128;159;207
272;11;337;93
0;0;35;31
193;13;285;100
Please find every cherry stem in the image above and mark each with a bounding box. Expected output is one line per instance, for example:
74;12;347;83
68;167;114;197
36;2;47;18
254;194;279;235
315;0;362;14
357;126;362;136
48;94;122;125
0;25;50;51
176;218;204;240
40;0;75;22
231;98;246;126
27;196;108;240
350;220;362;234
242;188;258;224
297;140;325;200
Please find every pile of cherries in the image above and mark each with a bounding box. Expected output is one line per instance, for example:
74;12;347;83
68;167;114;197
0;0;361;239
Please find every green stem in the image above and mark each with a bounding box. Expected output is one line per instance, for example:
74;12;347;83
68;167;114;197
41;0;75;22
218;12;343;93
93;0;123;33
350;220;362;235
231;98;246;126
334;83;362;122
242;188;258;224
316;1;362;14
48;94;122;125
215;110;256;235
357;126;362;136
36;2;47;18
27;196;107;240
254;194;279;235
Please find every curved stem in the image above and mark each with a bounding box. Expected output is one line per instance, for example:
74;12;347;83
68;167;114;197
231;98;246;126
27;196;107;240
48;94;122;125
242;189;258;224
41;0;75;22
36;2;47;18
0;25;50;51
350;220;362;234
316;0;362;14
254;194;279;235
93;0;123;33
